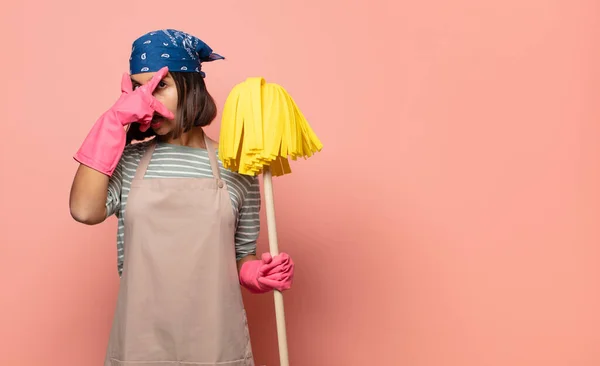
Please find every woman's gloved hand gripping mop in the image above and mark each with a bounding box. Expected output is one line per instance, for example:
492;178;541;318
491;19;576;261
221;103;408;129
219;77;323;365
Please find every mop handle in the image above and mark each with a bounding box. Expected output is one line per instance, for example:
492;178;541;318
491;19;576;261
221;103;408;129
262;166;290;366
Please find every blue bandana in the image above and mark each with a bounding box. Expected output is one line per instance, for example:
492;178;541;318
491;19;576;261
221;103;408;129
129;29;224;77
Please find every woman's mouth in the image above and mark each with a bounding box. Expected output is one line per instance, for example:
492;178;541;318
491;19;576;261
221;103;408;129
151;115;164;128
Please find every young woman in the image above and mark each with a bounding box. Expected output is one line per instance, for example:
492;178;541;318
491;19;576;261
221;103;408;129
69;29;294;366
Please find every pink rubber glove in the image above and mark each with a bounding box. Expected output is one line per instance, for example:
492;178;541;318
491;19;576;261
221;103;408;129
239;252;295;294
73;67;174;176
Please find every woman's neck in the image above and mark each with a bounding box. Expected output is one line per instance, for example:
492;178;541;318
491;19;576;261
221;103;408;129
159;127;206;148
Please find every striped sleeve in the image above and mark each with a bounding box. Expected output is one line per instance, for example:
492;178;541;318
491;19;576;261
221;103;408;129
105;158;123;218
234;176;261;260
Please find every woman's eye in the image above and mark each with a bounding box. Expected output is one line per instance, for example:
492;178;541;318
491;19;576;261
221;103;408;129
131;81;165;90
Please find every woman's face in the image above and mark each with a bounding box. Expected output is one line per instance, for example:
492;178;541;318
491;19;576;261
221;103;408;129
130;72;178;136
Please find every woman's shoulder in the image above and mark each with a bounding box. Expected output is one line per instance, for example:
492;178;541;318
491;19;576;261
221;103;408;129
219;163;259;187
123;139;154;158
116;139;156;172
208;135;256;185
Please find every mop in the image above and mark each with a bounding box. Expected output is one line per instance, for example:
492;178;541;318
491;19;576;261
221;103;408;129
219;77;323;365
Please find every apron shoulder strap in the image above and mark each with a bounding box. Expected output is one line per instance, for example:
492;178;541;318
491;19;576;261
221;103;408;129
204;133;222;180
133;141;157;181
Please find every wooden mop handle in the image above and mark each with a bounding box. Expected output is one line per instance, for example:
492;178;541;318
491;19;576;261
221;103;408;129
262;166;290;366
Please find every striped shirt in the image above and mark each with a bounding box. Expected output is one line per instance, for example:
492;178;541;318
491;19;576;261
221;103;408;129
105;140;261;276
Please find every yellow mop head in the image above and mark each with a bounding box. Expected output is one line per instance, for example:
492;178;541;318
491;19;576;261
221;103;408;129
218;77;323;177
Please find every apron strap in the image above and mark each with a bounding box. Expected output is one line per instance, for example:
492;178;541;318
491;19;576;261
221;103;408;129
204;133;222;180
133;141;157;181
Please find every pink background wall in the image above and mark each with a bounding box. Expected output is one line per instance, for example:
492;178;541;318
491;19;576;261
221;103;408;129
1;1;599;365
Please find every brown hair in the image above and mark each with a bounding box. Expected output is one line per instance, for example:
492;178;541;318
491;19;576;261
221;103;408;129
126;71;217;144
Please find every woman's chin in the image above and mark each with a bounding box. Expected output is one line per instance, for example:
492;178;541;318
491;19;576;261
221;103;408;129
152;124;170;135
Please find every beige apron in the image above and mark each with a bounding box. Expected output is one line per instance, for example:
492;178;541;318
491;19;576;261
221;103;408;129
105;134;254;366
